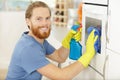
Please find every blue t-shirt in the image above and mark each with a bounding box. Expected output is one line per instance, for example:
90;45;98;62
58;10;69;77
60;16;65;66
6;32;55;80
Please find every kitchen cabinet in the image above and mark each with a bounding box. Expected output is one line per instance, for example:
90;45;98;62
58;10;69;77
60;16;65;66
107;0;120;54
105;49;120;79
105;1;120;79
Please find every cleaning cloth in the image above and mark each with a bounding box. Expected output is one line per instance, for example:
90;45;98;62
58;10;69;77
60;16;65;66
87;26;101;53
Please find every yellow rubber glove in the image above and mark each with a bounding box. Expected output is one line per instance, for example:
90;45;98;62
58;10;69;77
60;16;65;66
62;25;80;49
78;30;98;67
73;28;82;42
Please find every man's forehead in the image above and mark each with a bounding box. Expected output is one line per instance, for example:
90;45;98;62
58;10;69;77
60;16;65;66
32;7;50;15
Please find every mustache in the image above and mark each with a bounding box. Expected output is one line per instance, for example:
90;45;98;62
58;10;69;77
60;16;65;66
38;25;51;29
38;25;48;28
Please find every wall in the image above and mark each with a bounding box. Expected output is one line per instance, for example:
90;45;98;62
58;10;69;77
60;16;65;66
0;11;27;79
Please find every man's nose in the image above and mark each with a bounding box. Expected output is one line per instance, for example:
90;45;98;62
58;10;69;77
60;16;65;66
41;19;47;26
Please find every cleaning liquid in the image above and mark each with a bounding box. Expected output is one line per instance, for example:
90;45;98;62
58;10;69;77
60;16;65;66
69;38;82;60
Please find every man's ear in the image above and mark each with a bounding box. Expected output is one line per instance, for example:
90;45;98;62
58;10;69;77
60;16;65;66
26;18;31;29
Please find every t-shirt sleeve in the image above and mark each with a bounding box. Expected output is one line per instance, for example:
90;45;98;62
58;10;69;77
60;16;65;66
20;46;50;74
44;40;56;55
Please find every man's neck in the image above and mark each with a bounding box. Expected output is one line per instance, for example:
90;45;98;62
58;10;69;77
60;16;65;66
28;31;44;44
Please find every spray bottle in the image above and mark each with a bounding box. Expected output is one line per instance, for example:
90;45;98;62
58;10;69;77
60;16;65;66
69;23;82;60
69;2;83;60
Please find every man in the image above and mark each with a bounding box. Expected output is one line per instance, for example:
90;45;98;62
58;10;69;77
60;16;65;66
6;1;98;80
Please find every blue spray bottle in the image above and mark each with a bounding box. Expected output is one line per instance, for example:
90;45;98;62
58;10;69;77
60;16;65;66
69;24;82;60
69;39;82;60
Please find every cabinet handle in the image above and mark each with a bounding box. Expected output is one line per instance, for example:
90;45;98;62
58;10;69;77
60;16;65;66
103;55;109;80
106;10;111;44
105;17;109;44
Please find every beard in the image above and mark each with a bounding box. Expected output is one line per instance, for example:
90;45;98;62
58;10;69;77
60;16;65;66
31;24;51;39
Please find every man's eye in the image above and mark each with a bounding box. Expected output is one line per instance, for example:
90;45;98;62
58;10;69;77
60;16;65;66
37;18;42;21
46;17;50;20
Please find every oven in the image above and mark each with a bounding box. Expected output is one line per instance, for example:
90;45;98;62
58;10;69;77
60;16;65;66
81;2;108;78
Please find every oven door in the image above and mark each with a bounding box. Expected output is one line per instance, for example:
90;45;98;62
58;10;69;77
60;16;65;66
82;0;108;5
82;4;108;75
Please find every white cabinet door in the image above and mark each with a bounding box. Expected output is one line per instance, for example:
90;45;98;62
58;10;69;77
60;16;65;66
107;0;120;54
105;49;120;79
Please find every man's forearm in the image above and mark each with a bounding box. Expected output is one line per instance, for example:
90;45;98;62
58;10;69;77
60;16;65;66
46;46;69;63
57;46;70;62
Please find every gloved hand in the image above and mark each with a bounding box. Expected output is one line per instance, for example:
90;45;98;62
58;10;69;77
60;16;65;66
62;24;80;49
72;28;82;42
78;30;98;67
72;22;82;42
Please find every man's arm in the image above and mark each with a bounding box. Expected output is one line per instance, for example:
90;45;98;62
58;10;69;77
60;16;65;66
46;46;69;63
38;30;98;80
37;61;84;80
